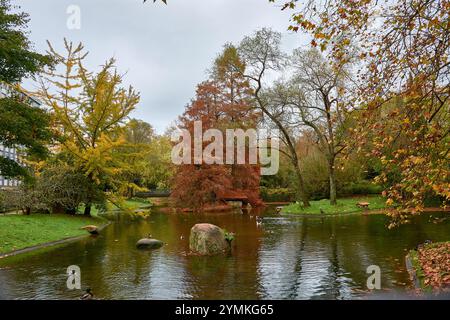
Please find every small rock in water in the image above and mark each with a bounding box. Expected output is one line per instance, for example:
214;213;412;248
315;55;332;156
136;238;164;250
81;225;99;235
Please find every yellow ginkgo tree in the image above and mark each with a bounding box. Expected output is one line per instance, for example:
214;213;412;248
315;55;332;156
36;40;140;216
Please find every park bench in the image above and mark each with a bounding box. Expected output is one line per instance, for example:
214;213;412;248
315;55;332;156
357;202;370;209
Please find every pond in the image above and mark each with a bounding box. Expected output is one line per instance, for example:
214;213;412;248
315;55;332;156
0;206;449;300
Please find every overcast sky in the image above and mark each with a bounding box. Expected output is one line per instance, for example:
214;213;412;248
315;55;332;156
17;0;309;133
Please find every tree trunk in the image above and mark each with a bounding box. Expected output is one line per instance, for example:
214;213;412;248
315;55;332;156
328;160;337;205
253;92;310;207
84;204;92;216
127;186;135;199
66;208;76;215
25;207;31;215
52;203;65;214
293;161;310;207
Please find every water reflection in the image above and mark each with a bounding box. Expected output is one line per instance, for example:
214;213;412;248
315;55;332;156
0;208;449;300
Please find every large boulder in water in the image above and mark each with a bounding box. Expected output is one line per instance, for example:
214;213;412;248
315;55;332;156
136;238;164;250
189;223;230;255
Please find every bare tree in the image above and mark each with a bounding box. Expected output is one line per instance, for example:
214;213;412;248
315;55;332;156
238;28;311;207
287;49;350;205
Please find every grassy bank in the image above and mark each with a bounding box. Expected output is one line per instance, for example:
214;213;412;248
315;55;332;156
0;198;151;256
407;249;428;290
407;241;450;291
0;214;106;255
77;198;152;216
107;198;152;210
281;195;386;215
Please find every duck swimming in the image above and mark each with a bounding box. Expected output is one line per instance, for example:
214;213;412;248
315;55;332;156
80;288;94;300
256;216;263;226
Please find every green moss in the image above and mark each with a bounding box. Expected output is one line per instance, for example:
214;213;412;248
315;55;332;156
281;195;387;215
0;213;106;255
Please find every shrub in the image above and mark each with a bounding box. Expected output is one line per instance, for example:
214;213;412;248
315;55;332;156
223;230;235;244
2;185;48;214
37;164;104;213
340;181;383;196
1;164;106;215
0;191;5;212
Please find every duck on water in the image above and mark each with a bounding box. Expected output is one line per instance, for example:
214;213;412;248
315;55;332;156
80;288;94;300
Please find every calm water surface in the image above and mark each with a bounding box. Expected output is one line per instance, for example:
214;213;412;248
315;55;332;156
0;207;449;300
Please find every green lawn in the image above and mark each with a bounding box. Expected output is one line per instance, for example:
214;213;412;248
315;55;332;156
106;198;152;210
281;195;387;215
77;198;152;215
0;198;151;256
0;213;106;255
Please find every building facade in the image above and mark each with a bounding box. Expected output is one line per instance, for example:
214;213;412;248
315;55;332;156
0;82;41;188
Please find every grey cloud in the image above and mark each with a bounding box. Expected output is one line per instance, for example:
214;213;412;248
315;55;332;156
17;0;308;133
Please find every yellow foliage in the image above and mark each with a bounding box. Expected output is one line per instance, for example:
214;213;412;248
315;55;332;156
36;40;140;197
